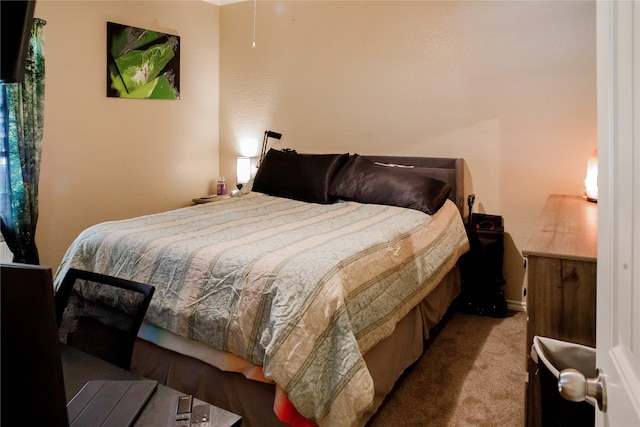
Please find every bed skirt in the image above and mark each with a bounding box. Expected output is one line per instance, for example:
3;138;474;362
131;268;460;427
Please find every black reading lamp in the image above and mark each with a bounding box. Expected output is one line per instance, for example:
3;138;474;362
258;130;282;167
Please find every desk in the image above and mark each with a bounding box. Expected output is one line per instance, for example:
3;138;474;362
61;345;242;427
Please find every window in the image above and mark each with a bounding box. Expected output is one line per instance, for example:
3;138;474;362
0;88;8;244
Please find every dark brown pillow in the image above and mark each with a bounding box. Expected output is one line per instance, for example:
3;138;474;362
329;154;452;214
253;149;350;204
377;164;457;208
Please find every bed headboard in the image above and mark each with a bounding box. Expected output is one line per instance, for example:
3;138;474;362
362;156;465;217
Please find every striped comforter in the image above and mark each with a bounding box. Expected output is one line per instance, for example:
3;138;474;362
55;192;469;426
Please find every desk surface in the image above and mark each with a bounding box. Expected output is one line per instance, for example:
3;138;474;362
61;345;242;427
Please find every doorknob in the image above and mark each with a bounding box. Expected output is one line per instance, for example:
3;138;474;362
558;368;607;412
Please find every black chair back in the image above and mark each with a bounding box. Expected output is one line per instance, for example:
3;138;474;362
55;268;154;370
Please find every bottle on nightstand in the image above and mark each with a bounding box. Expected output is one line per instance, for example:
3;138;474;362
217;177;227;195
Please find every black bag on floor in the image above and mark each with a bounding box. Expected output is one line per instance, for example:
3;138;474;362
457;195;508;317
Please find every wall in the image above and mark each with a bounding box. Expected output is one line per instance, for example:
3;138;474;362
34;1;220;270
219;0;597;307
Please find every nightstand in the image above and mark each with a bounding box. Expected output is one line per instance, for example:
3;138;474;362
192;195;231;204
523;194;597;427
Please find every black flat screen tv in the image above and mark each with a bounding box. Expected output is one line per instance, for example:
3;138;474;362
0;1;37;83
0;263;69;426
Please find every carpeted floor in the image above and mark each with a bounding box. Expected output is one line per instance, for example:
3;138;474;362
368;309;527;427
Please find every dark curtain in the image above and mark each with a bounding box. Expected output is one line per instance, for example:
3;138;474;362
0;18;46;264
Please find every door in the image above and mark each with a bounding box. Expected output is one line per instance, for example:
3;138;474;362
595;1;640;425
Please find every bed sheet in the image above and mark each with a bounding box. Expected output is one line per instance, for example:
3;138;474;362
55;193;469;426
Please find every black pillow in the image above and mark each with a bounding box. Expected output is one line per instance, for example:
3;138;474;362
329;155;452;214
253;149;350;204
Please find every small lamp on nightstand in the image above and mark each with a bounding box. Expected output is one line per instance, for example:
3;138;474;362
584;148;598;203
236;157;251;190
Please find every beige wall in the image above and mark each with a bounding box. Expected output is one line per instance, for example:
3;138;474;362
219;1;597;307
35;1;220;270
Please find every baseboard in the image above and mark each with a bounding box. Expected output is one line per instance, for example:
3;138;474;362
507;299;526;312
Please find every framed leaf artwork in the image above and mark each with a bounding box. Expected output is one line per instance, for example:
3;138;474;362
107;22;180;100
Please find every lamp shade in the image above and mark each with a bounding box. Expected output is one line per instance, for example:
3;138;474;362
237;157;252;185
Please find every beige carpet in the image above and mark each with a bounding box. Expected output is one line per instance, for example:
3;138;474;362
368;310;527;427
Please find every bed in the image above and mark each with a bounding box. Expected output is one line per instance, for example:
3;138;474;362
54;151;469;427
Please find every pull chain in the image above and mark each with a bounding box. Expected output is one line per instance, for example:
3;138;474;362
252;0;257;48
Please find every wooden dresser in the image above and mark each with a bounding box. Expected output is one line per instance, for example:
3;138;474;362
523;194;597;427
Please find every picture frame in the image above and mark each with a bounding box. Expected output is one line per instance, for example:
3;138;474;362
106;22;180;100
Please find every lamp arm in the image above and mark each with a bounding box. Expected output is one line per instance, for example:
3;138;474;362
259;131;269;167
258;130;283;168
